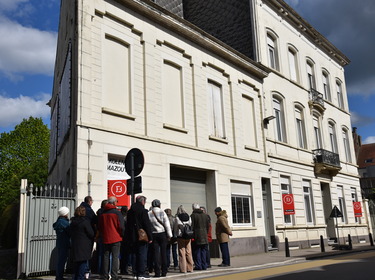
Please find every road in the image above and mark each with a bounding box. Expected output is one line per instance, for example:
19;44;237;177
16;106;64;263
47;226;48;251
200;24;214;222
202;251;375;280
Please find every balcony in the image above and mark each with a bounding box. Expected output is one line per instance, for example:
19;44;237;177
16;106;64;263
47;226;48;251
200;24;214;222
313;149;341;177
308;88;325;113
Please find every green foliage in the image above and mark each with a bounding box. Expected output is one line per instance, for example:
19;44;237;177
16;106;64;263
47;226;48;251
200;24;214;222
0;117;50;214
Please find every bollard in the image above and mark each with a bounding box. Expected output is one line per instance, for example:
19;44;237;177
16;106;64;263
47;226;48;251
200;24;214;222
370;233;374;247
348;234;352;250
320;235;325;252
285;237;290;257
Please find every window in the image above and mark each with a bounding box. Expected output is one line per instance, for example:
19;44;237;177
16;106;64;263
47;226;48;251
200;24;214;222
267;33;279;70
328;122;338;153
231;181;253;225
273;96;287;143
337;186;346;223
295;106;306;149
336;80;344;109
303;180;314;224
241;95;257;148
281;176;293;225
313;115;322;149
322;71;331;101
342;128;352;163
103;35;131;114
351;188;359;223
306;60;316;89
288;47;298;82
162;60;184;128
207;80;225;138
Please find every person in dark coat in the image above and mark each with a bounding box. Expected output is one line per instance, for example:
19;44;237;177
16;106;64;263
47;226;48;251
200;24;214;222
125;195;153;280
190;203;209;270
80;196;98;231
70;206;95;280
53;206;70;280
96;199;108;276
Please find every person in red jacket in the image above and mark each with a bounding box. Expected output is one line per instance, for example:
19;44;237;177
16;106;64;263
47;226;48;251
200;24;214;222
98;196;124;280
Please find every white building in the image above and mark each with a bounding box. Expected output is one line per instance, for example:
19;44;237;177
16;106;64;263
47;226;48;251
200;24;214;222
48;0;369;254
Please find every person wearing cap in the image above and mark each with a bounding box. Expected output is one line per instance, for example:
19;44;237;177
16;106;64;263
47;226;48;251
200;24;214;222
98;196;124;280
214;207;232;267
148;199;172;277
53;206;70;280
190;203;209;270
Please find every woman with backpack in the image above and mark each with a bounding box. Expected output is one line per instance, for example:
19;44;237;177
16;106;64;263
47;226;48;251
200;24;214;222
174;205;194;273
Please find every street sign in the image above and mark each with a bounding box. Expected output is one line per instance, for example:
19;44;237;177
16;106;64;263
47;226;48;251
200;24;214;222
107;179;131;206
125;148;144;177
329;205;343;218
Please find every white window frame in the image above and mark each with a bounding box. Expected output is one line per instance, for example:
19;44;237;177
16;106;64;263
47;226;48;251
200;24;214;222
303;180;314;224
342;128;352;163
288;47;298;82
273;97;287;143
306;60;316;90
351;188;360;223
281;176;293;225
313;115;322;149
322;70;331;101
337;186;347;223
328;122;338;153
336;80;344;109
295;106;306;149
207;80;225;139
231;181;253;225
267;33;279;70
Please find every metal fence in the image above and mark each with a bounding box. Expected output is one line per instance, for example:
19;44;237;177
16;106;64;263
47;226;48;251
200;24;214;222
17;179;76;278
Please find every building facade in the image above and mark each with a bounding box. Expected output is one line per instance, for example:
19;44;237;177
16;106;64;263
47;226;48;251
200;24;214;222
48;0;369;255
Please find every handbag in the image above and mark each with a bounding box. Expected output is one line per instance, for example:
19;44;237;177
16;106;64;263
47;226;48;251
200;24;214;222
138;228;149;242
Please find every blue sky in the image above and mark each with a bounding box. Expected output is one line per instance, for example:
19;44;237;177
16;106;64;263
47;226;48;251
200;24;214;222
0;0;374;144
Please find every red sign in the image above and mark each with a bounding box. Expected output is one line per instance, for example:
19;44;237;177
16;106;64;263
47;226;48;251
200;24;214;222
107;180;131;207
282;194;295;215
353;201;362;217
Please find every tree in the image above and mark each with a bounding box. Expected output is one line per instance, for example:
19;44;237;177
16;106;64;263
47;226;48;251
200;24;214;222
0;117;50;214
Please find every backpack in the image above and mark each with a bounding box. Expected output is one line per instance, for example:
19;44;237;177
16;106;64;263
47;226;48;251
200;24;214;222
181;222;194;239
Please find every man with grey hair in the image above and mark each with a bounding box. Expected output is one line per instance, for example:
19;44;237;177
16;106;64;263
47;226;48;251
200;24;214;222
98;196;124;280
190;203;209;270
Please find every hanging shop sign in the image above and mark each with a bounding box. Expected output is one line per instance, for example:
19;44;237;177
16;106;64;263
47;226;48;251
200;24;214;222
282;194;295;215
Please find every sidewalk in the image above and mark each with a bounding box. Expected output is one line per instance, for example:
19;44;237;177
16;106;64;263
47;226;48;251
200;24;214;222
32;243;375;280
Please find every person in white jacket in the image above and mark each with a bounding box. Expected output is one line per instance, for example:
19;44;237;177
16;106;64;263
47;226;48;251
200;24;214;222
174;205;194;273
148;199;172;277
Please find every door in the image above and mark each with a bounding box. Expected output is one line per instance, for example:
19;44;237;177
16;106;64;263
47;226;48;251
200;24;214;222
321;182;336;239
262;178;275;248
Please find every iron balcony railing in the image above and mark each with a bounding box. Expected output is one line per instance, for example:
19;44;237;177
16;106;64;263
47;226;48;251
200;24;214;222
309;88;325;108
313;149;341;168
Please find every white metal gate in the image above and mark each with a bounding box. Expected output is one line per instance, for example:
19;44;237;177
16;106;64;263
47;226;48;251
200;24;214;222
17;179;76;278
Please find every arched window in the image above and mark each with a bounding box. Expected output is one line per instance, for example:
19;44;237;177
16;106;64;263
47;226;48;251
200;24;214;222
288;46;299;82
312;114;322;149
328;121;338;153
306;59;316;90
336;79;344;109
342;127;352;163
322;70;331;101
295;105;306;149
267;32;279;70
273;95;287;143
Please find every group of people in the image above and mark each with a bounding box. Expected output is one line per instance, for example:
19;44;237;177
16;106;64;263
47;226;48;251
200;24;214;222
53;195;232;280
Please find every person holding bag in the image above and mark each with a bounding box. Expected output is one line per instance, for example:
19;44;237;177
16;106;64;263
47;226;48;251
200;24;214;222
174;205;194;273
125;195;153;280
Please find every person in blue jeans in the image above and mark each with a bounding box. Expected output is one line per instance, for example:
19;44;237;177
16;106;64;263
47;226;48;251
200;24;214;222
214;207;232;267
53;206;70;280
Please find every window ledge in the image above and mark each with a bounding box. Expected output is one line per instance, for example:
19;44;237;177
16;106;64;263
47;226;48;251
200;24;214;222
232;226;257;231
102;107;136;120
244;145;260;152
209;135;228;144
163;123;188;134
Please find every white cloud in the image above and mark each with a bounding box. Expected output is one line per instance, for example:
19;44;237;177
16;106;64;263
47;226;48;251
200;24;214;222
0;0;29;12
0;16;57;77
363;136;375;144
0;94;50;127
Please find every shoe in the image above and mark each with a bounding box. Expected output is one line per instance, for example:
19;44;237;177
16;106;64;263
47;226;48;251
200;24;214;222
161;273;167;277
174;266;178;270
207;265;211;268
218;263;229;267
193;268;202;271
138;275;151;280
154;274;161;278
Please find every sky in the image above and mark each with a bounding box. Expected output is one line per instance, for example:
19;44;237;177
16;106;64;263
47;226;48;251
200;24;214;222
0;0;374;144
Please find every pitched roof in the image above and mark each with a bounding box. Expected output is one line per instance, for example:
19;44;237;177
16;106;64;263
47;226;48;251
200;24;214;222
358;143;375;168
